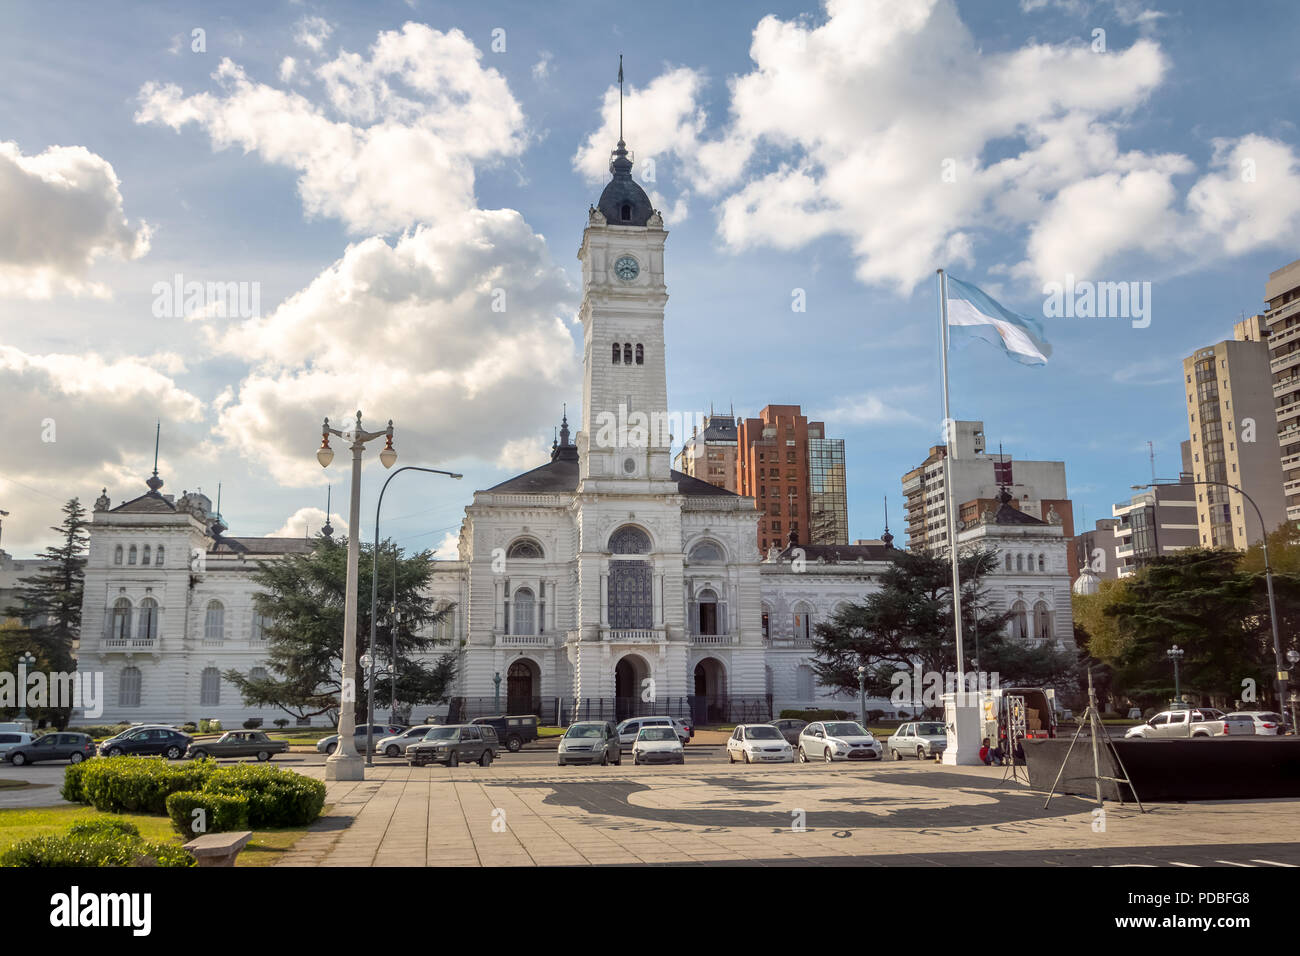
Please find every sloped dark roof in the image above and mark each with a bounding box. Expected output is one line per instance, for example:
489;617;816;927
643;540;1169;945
485;457;738;498
993;502;1047;526
209;537;316;555
776;543;896;563
110;492;177;514
597;142;654;226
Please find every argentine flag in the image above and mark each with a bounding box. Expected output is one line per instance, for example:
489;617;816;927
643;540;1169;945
945;275;1051;366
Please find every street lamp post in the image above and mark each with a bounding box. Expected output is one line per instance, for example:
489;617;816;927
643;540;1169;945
857;664;867;728
1167;644;1184;706
1288;649;1300;734
317;411;397;782
366;465;461;761
1136;479;1288;724
493;672;501;713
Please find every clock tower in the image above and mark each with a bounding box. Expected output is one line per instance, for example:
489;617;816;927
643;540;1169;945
575;137;674;491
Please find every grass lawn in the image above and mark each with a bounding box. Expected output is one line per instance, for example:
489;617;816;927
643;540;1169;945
269;729;337;746
0;803;323;866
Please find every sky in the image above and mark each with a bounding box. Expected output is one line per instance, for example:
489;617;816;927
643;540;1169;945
1;0;1299;559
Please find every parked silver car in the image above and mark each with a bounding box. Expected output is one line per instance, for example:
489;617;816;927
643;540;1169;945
316;723;406;754
1125;708;1227;738
1226;711;1285;735
557;721;622;766
376;725;437;757
0;732;35;757
886;721;948;760
797;721;882;762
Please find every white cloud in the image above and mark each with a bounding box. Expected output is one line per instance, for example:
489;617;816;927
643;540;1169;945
1187;135;1300;257
0;141;151;299
293;16;333;54
532;51;553;81
433;530;460;558
278;56;297;83
135;23;527;235
268;506;344;538
204;210;578;486
827;391;925;426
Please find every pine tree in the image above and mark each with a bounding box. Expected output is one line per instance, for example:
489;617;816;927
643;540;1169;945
5;498;89;672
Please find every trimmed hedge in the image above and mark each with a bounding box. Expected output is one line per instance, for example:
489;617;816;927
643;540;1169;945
61;761;89;804
67;818;140;840
66;757;325;829
166;791;251;840
0;830;193;868
201;764;325;828
78;758;216;814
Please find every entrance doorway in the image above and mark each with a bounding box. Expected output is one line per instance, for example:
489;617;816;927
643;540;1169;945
506;659;538;715
614;654;651;721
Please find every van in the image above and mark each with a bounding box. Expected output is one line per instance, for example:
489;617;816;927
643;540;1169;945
469;714;538;752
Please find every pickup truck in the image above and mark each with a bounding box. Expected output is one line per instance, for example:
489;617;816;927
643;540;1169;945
187;730;291;761
1124;708;1246;739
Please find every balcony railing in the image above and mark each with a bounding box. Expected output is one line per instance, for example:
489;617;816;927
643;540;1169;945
603;628;661;643
689;633;737;646
494;633;553;647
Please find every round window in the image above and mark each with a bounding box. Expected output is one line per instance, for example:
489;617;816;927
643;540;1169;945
623;457;636;475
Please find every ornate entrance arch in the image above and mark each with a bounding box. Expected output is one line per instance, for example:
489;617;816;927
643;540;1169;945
693;657;728;724
507;658;540;715
614;653;652;721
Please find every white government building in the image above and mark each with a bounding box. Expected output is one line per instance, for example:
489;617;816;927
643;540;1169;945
75;137;1070;728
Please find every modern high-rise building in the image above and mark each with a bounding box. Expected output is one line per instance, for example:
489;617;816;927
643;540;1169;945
1182;337;1287;548
673;410;739;493
1233;257;1300;524
736;405;848;552
901;420;1074;569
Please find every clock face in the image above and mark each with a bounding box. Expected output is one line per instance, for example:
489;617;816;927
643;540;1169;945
614;255;640;281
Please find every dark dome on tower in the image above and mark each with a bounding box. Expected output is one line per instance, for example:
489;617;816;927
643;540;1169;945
597;142;654;226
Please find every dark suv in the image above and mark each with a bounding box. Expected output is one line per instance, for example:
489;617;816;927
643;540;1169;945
407;724;500;767
99;726;192;759
469;714;538;753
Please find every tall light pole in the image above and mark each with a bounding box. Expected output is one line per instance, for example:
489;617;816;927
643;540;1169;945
857;664;867;728
317;411;396;781
365;465;461;762
0;509;10;552
1167;644;1184;707
1135;479;1287;722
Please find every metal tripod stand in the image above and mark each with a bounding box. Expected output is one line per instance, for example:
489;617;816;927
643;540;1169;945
1043;669;1144;812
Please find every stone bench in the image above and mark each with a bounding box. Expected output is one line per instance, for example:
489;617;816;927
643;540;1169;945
183;831;253;867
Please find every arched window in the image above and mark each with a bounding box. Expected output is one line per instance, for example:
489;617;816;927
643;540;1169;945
1005;552;1012;571
1011;601;1029;640
1034;601;1052;640
251;612;271;641
138;598;158;642
250;666;268;684
620;203;631;221
635;344;644;365
1037;553;1046;572
623;342;632;364
155;545;165;566
119;666;141;707
109;598;132;641
512;587;535;636
200;667;222;706
796;664;815;700
507;538;543;559
433;602;456;642
1016;553;1024;572
128;545;138;566
612;342;621;364
114;545;123;565
142;545;151;565
609;525;651;554
688;540;724;563
761;606;770;639
204;600;225;642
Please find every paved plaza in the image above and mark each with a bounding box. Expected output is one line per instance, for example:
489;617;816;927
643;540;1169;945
276;759;1300;867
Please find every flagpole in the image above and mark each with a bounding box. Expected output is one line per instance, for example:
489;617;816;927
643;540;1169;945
937;269;965;692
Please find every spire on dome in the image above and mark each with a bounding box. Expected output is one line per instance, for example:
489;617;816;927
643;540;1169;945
145;421;164;494
551;405;577;462
596;58;655;227
881;494;894;548
321;485;334;539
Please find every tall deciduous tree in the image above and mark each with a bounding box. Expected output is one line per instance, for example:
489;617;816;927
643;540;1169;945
811;546;1074;709
224;536;456;722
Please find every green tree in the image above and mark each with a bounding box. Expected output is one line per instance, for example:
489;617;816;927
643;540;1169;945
1107;549;1267;708
224;536;457;722
810;546;1074;712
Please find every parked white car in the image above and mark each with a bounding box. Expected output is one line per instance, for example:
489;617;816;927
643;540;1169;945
1226;711;1285;735
0;732;34;757
376;725;437;757
616;716;690;749
632;727;685;765
727;724;794;763
1125;708;1228;739
797;721;883;762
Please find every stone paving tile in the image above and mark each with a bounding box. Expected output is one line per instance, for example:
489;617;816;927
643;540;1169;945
276;760;1300;868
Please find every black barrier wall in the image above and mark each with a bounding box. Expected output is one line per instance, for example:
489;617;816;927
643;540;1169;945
1023;737;1300;801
